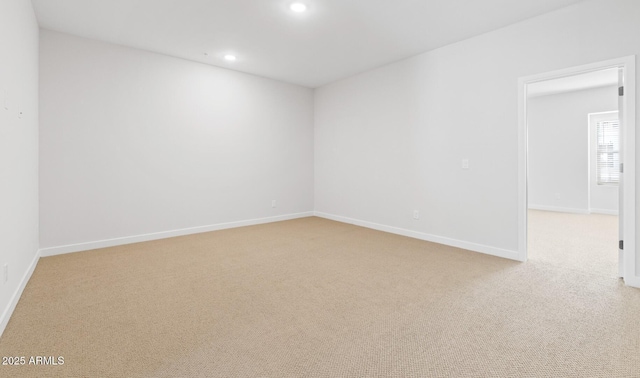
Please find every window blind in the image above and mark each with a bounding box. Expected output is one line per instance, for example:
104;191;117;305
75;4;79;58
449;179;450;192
596;119;620;185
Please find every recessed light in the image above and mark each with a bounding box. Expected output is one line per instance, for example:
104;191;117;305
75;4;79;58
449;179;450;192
224;54;237;62
290;2;307;13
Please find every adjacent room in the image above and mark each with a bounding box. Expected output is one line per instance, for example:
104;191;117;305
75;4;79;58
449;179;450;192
527;69;621;277
1;0;640;376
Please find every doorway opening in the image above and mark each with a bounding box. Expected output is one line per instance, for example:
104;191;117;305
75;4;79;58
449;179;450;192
518;56;638;287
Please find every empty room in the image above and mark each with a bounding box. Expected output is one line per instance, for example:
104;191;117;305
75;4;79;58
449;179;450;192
1;0;640;377
527;70;622;277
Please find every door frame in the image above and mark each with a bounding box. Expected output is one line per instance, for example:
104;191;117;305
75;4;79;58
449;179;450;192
517;56;638;288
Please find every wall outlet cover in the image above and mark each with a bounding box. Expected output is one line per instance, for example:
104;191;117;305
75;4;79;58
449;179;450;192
2;90;8;110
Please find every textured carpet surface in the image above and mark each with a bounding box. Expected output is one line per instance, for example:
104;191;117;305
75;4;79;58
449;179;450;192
528;210;619;278
0;216;639;377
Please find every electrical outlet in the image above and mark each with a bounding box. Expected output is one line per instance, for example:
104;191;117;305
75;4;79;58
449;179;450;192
17;109;23;119
1;90;7;111
462;159;469;169
3;264;7;284
413;210;420;220
271;200;276;208
555;193;561;200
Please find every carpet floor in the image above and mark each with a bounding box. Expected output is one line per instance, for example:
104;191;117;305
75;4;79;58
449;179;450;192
528;209;619;278
0;216;639;377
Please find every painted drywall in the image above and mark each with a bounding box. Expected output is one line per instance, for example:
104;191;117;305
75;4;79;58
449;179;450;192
0;0;39;334
39;30;314;249
527;85;618;214
314;0;640;275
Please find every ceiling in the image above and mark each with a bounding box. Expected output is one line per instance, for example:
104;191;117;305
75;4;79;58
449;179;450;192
32;0;584;88
527;68;619;98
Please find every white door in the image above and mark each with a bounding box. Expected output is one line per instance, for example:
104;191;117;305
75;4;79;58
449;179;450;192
618;67;624;278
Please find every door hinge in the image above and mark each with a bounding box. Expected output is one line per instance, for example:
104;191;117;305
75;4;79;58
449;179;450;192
619;86;624;96
619;240;624;250
620;163;624;173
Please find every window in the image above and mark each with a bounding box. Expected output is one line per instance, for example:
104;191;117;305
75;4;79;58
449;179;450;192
596;119;619;185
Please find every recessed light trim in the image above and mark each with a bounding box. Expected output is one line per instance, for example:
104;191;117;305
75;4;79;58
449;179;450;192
290;2;307;13
224;54;237;62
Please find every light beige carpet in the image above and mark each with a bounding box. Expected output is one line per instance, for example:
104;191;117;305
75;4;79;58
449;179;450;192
528;210;619;278
0;216;639;377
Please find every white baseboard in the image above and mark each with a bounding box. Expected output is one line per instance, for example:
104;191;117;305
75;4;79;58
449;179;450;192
528;204;619;216
625;274;640;289
528;204;589;214
314;211;520;261
39;212;314;257
589;208;619;216
0;249;40;339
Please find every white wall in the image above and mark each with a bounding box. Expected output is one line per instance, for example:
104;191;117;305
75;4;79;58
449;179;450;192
527;85;618;214
0;0;39;334
314;0;640;274
39;30;314;251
